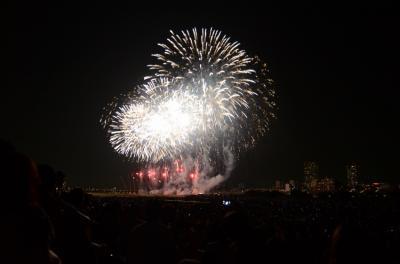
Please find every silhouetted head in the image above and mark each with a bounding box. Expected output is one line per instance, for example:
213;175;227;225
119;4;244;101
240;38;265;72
1;149;40;208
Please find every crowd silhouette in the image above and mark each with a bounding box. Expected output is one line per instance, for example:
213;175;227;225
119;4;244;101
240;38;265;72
0;139;399;264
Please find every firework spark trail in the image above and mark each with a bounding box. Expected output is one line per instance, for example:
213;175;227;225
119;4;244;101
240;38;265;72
102;28;276;193
146;28;276;154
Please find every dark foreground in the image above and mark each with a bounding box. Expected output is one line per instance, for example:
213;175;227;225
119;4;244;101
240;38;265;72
1;145;399;263
88;192;400;264
24;190;399;264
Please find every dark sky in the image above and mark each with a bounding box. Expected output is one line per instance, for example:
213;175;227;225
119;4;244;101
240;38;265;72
5;2;399;188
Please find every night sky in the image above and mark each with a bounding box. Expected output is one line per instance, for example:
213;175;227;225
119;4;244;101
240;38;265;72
5;3;399;188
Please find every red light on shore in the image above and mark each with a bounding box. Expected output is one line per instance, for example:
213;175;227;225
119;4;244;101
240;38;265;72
148;169;156;178
135;171;144;179
190;172;198;180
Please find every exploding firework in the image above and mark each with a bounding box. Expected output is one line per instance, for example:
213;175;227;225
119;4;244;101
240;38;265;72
102;28;276;193
146;28;276;154
106;79;198;162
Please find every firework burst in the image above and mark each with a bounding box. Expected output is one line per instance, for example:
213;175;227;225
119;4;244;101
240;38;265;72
145;28;276;154
102;28;276;189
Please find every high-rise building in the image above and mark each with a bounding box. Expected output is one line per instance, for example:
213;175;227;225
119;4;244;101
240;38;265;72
346;162;359;190
318;177;336;192
304;161;319;191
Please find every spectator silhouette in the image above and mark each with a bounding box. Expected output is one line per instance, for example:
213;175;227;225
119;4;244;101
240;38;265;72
0;140;60;264
127;200;176;264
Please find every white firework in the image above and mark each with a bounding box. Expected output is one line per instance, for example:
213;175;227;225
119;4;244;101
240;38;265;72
103;28;276;164
146;28;276;152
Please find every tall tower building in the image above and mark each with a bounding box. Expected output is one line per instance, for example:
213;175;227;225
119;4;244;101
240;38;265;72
304;161;319;191
346;162;359;190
